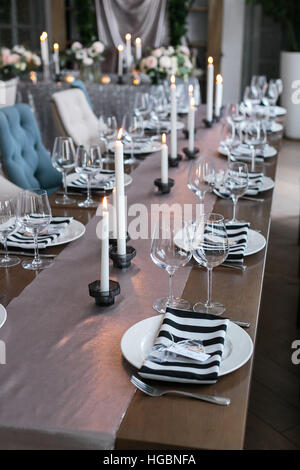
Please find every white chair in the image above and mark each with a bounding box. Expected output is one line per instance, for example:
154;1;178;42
51;88;100;148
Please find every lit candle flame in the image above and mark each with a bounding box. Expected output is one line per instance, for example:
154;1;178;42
40;32;48;42
208;56;214;65
65;74;75;83
125;33;131;41
135;37;141;45
117;128;123;141
162;133;167;145
170;74;176;85
53;43;59;51
188;84;193;96
216;74;223;84
118;44;124;52
103;197;108;211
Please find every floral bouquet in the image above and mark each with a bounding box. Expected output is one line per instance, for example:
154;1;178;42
0;46;41;81
137;45;193;84
67;41;105;67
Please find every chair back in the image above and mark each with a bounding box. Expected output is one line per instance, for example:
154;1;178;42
0;104;61;194
51;88;99;148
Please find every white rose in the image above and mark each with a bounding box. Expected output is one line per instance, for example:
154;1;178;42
168;46;175;55
71;41;83;52
13;45;26;55
184;56;192;69
159;55;172;70
92;41;104;54
32;54;41;67
178;45;190;57
75;49;87;60
152;48;163;58
24;51;33;63
83;57;93;66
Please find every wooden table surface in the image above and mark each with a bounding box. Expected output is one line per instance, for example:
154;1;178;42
0;132;283;451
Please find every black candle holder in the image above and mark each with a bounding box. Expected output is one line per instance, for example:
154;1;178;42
109;232;130;246
168;154;182;168
182;147;200;160
213;114;221;123
154;178;175;194
182;128;197;140
117;75;124;85
203;119;213;128
89;280;120;307
109;245;136;270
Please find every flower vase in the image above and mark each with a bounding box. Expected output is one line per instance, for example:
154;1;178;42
80;64;93;83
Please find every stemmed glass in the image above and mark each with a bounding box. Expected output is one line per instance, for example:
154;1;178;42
99;116;118;162
17;190;52;271
192;213;229;315
134;93;150;119
52;137;76;206
75;145;102;208
225;162;249;224
187;158;216;214
219;118;241;162
0;196;20;268
251;75;267;101
122;112;144;163
244;120;267;171
151;215;192;314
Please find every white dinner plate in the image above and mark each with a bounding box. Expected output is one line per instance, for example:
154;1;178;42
66;172;132;190
144;120;185;132
268;122;284;133
108;140;162;155
260;176;275;192
121;315;253;378
218;143;277;159
0;304;7;329
256;105;287;117
41;219;86;248
244;229;266;256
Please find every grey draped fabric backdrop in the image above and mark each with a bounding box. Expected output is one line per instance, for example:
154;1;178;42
95;0;168;72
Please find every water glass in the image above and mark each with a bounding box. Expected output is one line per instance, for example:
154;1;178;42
75;145;102;208
225;162;248;224
52;137;76;206
0;196;20;268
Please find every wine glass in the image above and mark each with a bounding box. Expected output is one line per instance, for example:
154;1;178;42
225;162;249;224
122;113;144;164
17;190;52;271
244;120;267;171
262;82;279;109
51;137;76;205
99;115;118;162
219;118;241;162
151;215;192;314
75;145;102;208
134;92;150;118
187;158;216;213
192;213;229;315
243;86;260;117
251;75;267;101
0;196;20;268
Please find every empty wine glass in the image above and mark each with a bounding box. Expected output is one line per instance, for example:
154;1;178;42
134;92;150;118
99;115;118;162
122;113;144;164
0;196;20;268
193;213;229;315
17;190;52;271
251;75;267;101
188;158;216;213
52;137;76;205
75;145;102;208
244;120;267;171
225;162;249;224
219;118;241;162
151;215;192;314
262;82;279;108
243;86;260;114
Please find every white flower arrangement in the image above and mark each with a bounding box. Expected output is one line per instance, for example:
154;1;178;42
68;41;105;66
137;45;193;84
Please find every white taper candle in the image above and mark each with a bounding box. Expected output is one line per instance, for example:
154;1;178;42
100;197;110;293
170;75;177;160
206;56;214;122
161;133;168;184
114;129;127;256
215;74;223;117
188;97;195;152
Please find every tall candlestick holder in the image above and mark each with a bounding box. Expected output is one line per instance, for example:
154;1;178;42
154;178;174;194
89;280;120;307
182;128;197;140
109;232;130;246
202;119;213;128
117;75;124;85
182;148;200;160
168;154;182;168
109;245;136;270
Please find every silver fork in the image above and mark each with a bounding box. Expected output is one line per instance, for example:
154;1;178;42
131;375;230;406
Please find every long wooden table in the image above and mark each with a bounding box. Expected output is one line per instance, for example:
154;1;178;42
0;120;283;450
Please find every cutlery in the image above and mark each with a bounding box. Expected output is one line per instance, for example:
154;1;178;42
232;320;251;328
131;376;231;406
0;250;57;258
215;191;264;203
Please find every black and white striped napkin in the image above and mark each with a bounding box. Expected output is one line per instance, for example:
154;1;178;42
7;217;73;249
226;222;250;263
215;172;264;197
139;308;229;384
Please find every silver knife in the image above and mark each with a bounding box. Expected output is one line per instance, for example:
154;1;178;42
0;250;57;258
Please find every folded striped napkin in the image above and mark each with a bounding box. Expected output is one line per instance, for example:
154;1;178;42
226;222;250;263
68;175;115;190
139;307;229;384
215;172;264;197
7;217;73;249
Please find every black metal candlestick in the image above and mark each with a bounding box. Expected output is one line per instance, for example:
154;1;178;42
203;119;213;128
89;280;120;307
109;245;136;270
168;154;182;168
182;147;200;160
154;178;175;194
109;232;130;246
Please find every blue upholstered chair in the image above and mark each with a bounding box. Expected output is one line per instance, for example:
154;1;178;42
0;104;62;195
70;80;93;109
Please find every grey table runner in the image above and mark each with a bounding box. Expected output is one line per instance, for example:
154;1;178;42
0;109;222;449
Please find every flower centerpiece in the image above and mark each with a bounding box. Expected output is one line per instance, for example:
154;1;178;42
66;41;105;82
137;45;193;84
0;45;41;81
0;46;41;107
